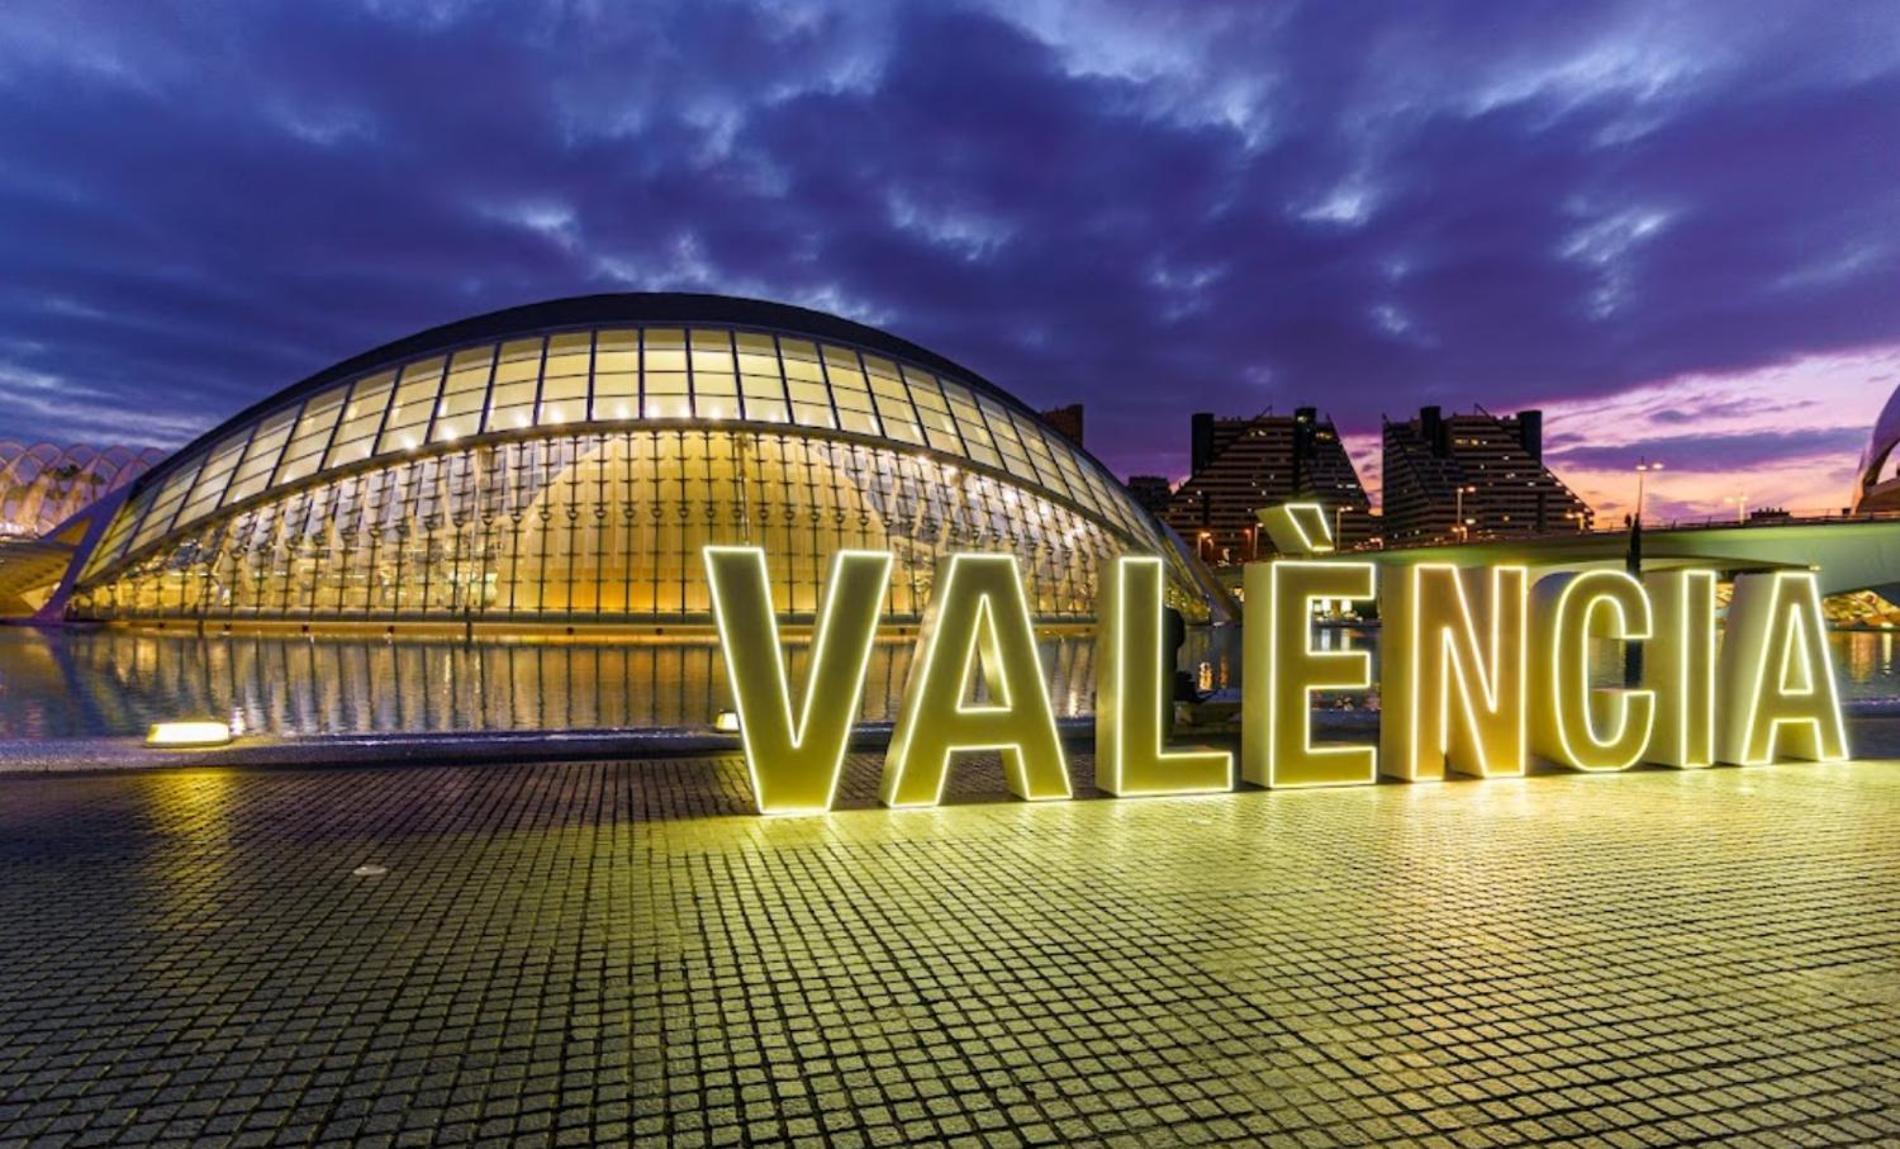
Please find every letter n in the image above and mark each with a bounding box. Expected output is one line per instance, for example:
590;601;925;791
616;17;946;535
1380;564;1528;780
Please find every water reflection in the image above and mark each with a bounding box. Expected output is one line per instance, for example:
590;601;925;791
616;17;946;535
0;626;1101;738
2;624;1899;739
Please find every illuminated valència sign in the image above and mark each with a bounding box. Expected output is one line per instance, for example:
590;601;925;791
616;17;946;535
704;539;1848;815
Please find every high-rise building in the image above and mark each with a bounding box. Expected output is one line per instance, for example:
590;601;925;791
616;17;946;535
1040;404;1085;448
1381;405;1592;544
1161;408;1372;564
1125;474;1174;519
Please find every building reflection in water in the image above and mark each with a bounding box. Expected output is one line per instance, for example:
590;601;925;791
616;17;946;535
0;627;1115;739
2;625;1895;740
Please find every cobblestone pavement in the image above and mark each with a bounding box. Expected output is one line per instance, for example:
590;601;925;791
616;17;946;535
0;751;1898;1147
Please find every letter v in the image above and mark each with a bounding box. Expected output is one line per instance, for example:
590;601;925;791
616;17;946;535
704;547;892;813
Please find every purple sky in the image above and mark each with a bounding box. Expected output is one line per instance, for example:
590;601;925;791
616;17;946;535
1;1;1897;519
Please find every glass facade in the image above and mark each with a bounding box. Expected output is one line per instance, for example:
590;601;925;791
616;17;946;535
73;316;1211;624
0;443;164;539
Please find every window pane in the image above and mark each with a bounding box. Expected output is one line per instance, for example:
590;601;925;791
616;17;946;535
979;396;1039;484
942;382;1000;468
689;329;737;420
324;373;396;468
543;331;590;380
377;357;445;454
483;338;544;432
594;329;638;420
1012;413;1073;497
87;484;156;572
277;384;348;485
904;369;963;454
431;345;495;443
222;407;299;508
644;328;686;372
177;430;252;525
128;457;206;552
734;332;778;377
644;328;689;417
781;339;825;383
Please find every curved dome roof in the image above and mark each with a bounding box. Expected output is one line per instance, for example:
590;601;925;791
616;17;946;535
1854;384;1900;512
75;293;1213;620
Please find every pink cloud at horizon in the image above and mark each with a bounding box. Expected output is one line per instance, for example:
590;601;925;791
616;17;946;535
1341;344;1900;526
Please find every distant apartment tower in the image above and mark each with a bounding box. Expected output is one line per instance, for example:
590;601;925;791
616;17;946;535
1162;408;1373;564
1039;404;1085;448
1381;405;1592;543
1125;474;1175;519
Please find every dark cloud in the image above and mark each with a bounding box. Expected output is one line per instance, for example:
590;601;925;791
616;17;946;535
1650;396;1819;424
1550;427;1867;474
0;0;1895;485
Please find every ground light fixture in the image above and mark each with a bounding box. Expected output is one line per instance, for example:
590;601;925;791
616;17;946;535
145;720;233;747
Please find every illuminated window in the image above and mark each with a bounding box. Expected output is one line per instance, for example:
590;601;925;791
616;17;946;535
903;367;964;455
822;346;880;437
592;329;638;421
864;355;923;445
735;331;789;423
643;328;689;420
940;381;1000;469
483;339;544;432
126;455;205;553
377;357;446;454
431;345;497;443
779;338;836;429
537;332;591;425
276;384;348;485
222;407;298;508
688;329;738;421
177;429;253;525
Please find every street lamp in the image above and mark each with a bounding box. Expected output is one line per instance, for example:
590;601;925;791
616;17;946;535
1452;484;1476;540
1633;459;1663;524
1333;505;1345;548
1726;492;1747;525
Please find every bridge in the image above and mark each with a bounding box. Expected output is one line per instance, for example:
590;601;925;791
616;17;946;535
1360;512;1900;599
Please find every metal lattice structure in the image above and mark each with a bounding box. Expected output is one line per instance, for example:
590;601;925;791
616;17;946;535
0;443;164;540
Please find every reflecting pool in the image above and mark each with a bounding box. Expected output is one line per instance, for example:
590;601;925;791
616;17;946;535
3;624;1900;739
0;626;1103;739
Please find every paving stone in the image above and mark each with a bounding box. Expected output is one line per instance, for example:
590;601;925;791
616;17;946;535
0;753;1896;1144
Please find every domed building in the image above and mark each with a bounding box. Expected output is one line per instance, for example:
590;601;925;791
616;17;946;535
64;294;1220;626
1853;385;1900;514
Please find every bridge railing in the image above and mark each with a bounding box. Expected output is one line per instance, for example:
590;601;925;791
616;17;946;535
1352;506;1900;552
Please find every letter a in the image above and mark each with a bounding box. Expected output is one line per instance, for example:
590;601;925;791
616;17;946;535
883;554;1070;807
1717;571;1848;764
705;547;892;814
1096;556;1231;796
